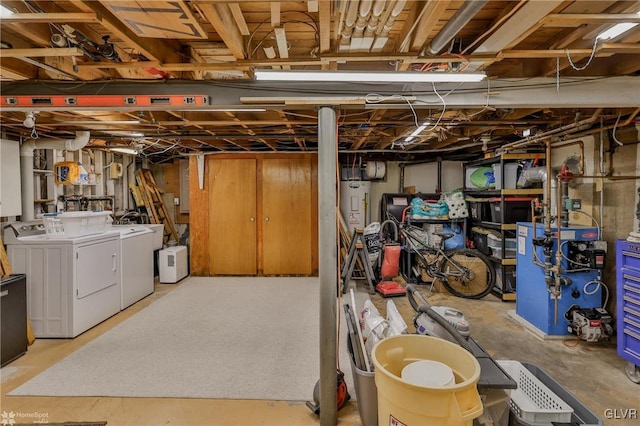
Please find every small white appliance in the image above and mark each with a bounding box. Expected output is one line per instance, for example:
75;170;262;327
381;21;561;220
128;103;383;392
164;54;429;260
159;246;188;283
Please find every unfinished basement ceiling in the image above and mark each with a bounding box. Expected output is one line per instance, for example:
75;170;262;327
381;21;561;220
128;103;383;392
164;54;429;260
0;1;639;162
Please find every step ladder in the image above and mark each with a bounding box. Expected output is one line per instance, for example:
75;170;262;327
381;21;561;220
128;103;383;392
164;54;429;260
341;228;376;294
135;169;179;245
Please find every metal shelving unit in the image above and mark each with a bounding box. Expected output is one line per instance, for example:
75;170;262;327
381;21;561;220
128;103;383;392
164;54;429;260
464;153;545;301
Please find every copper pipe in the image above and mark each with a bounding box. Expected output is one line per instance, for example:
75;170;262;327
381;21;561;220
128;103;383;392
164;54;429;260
499;108;604;153
544;139;552;233
553;174;565;324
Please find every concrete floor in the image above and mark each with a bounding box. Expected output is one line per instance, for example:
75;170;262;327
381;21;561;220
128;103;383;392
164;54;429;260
1;280;638;426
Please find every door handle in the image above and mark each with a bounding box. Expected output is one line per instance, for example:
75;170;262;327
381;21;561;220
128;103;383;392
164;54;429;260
112;253;117;271
264;217;270;222
250;217;255;222
0;290;8;298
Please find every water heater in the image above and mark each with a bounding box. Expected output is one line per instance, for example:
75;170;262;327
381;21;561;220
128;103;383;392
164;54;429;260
340;181;371;234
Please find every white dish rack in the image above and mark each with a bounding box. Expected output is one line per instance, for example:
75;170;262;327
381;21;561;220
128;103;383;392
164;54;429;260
497;360;574;424
44;211;113;237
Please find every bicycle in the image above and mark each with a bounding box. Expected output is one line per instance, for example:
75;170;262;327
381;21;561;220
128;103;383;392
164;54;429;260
384;216;496;299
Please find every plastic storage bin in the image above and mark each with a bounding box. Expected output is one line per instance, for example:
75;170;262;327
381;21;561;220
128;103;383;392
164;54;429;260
372;335;482;426
505;362;602;426
492;163;520;190
45;211;112;237
497;361;573;424
468;201;491;222
346;338;377;426
489;198;533;223
495;265;516;292
472;231;492;255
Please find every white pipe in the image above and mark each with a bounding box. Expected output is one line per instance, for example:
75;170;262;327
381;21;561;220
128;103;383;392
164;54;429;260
20;131;90;220
352;0;373;39
340;0;361;48
364;0;388;38
377;0;407;38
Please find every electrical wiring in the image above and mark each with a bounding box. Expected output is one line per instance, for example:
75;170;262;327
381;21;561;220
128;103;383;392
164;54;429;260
612;113;624;146
566;38;600;71
365;93;420;127
559;240;591;270
584;278;609;309
394;83;448;149
570;210;601;239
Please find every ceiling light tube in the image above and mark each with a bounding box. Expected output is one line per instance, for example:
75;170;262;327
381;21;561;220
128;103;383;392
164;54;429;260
410;124;428;137
255;70;486;83
0;4;14;17
597;11;640;40
110;147;138;155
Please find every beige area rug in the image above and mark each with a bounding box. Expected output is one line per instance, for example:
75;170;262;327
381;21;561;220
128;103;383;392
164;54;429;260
10;276;361;401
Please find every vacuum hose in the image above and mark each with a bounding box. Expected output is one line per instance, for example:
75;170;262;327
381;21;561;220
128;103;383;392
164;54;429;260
406;285;472;352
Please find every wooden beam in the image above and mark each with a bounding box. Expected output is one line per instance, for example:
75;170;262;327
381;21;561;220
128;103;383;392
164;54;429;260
1;13;97;23
68;0;181;63
271;2;281;27
351;109;386;150
0;63;33;80
228;3;250;36
0;47;85;58
274;27;289;59
318;0;331;54
410;0;451;52
198;3;246;60
543;14;640;27
499;49;611;59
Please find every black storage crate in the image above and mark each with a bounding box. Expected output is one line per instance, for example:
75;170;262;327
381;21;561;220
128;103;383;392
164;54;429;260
471;231;492;255
469;201;491;222
489;198;532;223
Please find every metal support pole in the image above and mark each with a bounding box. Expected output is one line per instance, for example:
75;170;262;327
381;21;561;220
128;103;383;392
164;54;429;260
436;157;443;192
318;106;338;426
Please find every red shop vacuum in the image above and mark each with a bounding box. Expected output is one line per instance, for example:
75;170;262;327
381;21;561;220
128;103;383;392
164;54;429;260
376;219;406;297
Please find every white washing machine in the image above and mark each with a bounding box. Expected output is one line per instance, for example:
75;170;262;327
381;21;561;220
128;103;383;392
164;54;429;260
4;223;121;338
110;225;154;309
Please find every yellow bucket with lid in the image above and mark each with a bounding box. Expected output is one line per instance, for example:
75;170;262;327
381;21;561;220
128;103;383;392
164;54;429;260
372;334;482;426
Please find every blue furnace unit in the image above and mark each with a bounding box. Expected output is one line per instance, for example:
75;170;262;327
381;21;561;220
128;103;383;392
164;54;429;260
516;222;602;336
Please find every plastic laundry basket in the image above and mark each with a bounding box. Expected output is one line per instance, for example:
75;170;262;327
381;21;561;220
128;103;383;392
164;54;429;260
372;335;483;426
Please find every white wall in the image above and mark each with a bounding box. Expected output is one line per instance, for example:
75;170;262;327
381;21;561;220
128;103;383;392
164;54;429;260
369;161;400;223
0;138;22;217
403;161;463;193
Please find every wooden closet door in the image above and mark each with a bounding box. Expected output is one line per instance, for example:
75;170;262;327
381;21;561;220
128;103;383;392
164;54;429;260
261;158;312;275
208;158;257;275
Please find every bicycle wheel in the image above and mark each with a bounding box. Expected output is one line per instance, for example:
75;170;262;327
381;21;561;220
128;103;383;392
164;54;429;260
438;248;495;299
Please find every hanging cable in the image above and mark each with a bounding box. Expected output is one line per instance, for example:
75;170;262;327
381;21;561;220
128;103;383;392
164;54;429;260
612;113;624;146
566;38;599;71
556;57;560;92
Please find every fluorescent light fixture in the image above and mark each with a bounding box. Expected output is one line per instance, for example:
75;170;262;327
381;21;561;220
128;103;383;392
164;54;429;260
597;12;640;40
404;136;416;143
110;147;138;155
254;70;486;83
0;4;14;17
410;124;428;137
126;132;145;138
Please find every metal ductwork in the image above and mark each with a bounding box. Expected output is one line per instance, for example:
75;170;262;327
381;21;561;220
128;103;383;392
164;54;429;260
20;131;91;220
423;0;488;56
